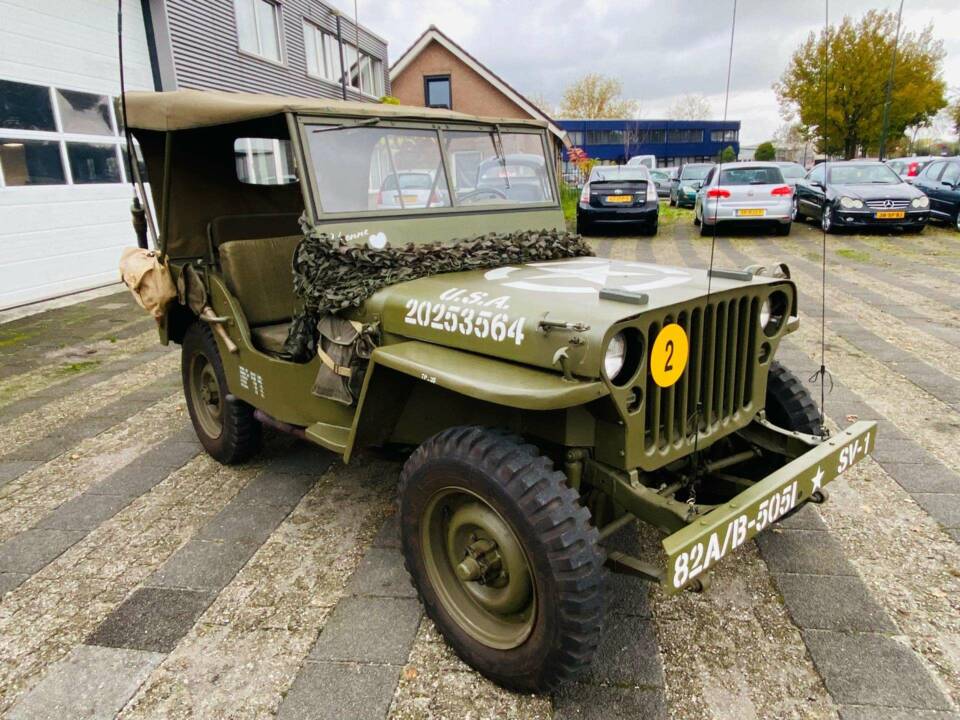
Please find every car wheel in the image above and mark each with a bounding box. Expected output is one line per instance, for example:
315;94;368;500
776;221;792;236
181;322;261;464
699;221;715;237
765;361;822;435
398;426;605;692
576;216;591;236
791;196;801;222
821;206;835;233
640;221;658;236
693;212;701;226
669;195;676;207
955;210;960;232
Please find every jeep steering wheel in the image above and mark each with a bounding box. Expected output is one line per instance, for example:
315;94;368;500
459;187;509;203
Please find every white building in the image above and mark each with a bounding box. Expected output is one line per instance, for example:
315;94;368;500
0;0;154;310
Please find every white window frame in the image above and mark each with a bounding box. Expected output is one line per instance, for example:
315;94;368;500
234;0;284;65
302;21;340;84
0;84;128;190
342;41;385;99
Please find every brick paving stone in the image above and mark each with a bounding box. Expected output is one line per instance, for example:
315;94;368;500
0;529;86;574
553;683;668;720
772;573;897;633
371;512;400;548
912;493;960;529
309;596;421;665
756;529;855;576
0;461;40;487
344;546;416;598
277;661;401;720
197;500;292;546
88;587;217;653
776;503;829;531
34;493;132;531
145;540;258;591
583;614;664;687
879;462;959;494
138;440;203;470
231;471;318;509
0;572;29;597
839;706;960;720
6;645;164;720
86;463;179;497
804;630;953;711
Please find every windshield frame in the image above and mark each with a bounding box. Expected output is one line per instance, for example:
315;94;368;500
827;162;903;186
294;115;559;221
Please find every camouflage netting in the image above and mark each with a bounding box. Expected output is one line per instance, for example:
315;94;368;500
280;227;594;362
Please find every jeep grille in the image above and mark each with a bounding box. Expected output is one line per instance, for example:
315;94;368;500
644;296;759;451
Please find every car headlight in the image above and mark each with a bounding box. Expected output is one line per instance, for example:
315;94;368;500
762;290;790;337
681;185;694;194
760;298;771;328
912;195;929;208
839;196;863;209
604;332;627;379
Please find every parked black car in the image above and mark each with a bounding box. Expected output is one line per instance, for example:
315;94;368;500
576;165;659;235
911;157;960;232
793;160;930;233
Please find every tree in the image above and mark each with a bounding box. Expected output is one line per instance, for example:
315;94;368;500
755;141;776;161
720;146;736;163
773;122;814;164
667;94;713;120
950;97;960;137
527;92;555;118
774;10;947;158
559;74;639;118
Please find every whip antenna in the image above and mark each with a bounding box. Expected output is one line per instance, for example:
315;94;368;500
809;0;833;437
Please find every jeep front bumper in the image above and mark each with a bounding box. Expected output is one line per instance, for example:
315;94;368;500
661;420;876;592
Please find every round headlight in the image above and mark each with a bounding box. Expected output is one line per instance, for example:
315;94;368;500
912;195;929;208
604;332;627;379
760;298;771;328
839;196;863;209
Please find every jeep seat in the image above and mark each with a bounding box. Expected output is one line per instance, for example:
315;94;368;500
217;235;302;355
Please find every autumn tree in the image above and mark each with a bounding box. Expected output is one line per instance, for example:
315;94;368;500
667;94;713;120
774;10;946;158
527;92;556;118
720;146;736;163
754;141;776;161
559;74;639;118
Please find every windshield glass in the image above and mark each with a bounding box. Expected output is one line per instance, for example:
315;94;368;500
306;124;553;213
828;163;901;185
719;166;784;185
590;166;648;182
778;164;805;179
444;130;553;205
681;165;712;180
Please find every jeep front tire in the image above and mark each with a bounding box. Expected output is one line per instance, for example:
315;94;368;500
398;426;605;692
182;322;261;464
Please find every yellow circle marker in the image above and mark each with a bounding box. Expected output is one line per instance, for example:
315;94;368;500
650;323;689;388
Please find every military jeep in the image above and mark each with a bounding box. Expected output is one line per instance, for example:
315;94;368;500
124;90;875;692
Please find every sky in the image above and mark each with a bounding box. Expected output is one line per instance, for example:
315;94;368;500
355;0;960;145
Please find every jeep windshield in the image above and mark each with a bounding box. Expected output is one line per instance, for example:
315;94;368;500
304;123;555;214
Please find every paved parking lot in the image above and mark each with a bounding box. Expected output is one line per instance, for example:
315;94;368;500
1;212;958;719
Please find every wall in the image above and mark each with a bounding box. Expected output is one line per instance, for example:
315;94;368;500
391;40;528;119
0;0;154;309
156;0;389;102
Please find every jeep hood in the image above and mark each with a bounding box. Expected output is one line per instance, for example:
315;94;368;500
365;257;790;378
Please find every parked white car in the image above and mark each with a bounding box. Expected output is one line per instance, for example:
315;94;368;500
626;154;656;169
694;162;793;236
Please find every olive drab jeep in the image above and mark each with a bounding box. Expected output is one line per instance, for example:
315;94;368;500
122;90;876;692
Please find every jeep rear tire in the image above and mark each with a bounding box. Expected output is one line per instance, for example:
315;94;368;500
765;361;822;436
182;322;261;464
398;427;605;692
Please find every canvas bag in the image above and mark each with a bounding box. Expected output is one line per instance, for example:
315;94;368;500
312;314;378;405
119;247;177;319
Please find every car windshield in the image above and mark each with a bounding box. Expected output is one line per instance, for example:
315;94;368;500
719;166;784;185
590;167;648;181
828;163;901;185
778;165;805;179
305;124;553;213
681;165;711;180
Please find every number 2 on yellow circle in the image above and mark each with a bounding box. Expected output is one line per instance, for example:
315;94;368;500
650;323;688;388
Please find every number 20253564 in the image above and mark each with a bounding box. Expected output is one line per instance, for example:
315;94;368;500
404;298;526;345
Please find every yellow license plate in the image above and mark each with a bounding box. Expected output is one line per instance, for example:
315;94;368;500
736;208;765;217
875;211;905;219
402;194;419;203
605;195;633;203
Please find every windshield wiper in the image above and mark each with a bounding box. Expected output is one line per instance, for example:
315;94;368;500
312;117;381;133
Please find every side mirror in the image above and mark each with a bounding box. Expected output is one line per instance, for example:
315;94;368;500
943;180;957;189
810;180;824;190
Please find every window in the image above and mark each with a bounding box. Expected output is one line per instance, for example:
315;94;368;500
719;166;784;185
920;161;944;179
234;0;282;62
567;131;584;146
234;138;297;185
667;129;704;144
0;80;56;131
56;89;114;136
0;139;65;185
444;130;552;204
940;162;959;186
710;129;738;142
807;163;825;184
340;43;385;97
827;163;900;185
303;23;339;82
66;143;122;184
585;129;624;145
424;75;451;109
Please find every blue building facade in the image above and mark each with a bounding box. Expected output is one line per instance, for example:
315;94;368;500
557;119;741;170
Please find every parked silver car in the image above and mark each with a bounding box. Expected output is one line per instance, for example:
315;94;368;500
648;168;673;197
694;162;793;236
773;161;806;187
